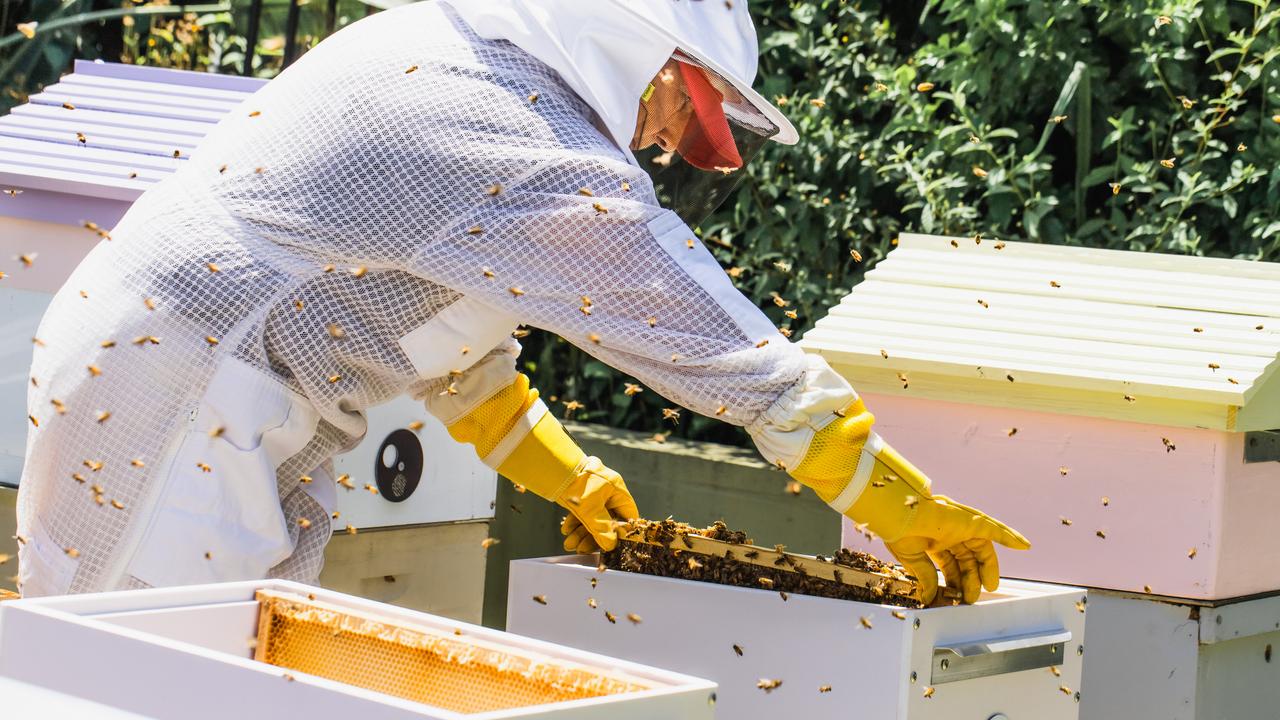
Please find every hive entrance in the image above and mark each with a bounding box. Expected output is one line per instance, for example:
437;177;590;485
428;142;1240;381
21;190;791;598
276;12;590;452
603;519;927;608
253;589;648;713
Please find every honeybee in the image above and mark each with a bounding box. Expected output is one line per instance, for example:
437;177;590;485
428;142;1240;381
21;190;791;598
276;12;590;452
1101;496;1110;506
586;597;597;609
1006;428;1018;437
860;616;873;629
528;92;540;104
972;166;988;178
1208;363;1220;371
297;518;312;529
84;460;103;472
364;484;379;495
327;374;342;384
1160;158;1176;169
923;687;935;698
1049;666;1061;677
587;332;601;344
758;577;774;589
51;399;66;414
662;408;681;423
756;679;782;693
892;611;907;620
76;132;87;145
205;336;220;346
345;525;357;535
819;685;832;693
404;65;418;74
336;474;354;490
850;249;863;262
1059;685;1072;695
785;481;802;496
1049;280;1061;288
1162;437;1176;452
508;286;524;297
96;411;111;423
978;299;989;309
916;82;935;92
350;266;368;278
196;462;212;473
1060;517;1073;526
1188;547;1197;559
592;202;608;214
626;613;642;625
1124;394;1136;403
904;496;918;508
604;611;617;624
65;547;80;558
1096;530;1106;539
408;420;424;431
1156;15;1173;26
480;537;500;549
809;98;826;109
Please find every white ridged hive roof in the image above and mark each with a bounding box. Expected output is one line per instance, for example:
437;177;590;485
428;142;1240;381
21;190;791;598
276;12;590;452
0;59;263;205
800;233;1280;431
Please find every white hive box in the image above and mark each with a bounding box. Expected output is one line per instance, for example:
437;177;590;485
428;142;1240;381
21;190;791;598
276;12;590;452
800;233;1280;601
1076;590;1280;720
0;61;497;614
800;233;1280;719
508;555;1087;720
0;580;716;719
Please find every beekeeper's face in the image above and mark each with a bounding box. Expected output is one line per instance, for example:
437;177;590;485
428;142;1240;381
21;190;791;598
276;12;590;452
630;60;695;154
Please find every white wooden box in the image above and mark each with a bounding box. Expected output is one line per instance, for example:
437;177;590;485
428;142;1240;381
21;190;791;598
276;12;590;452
802;234;1280;600
1078;589;1280;720
508;556;1087;720
0;580;716;719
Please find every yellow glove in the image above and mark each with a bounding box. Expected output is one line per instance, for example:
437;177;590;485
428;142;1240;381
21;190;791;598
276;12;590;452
790;398;1030;605
446;373;639;552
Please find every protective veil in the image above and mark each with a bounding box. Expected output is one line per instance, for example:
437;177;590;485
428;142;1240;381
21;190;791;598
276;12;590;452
443;0;798;225
17;0;852;596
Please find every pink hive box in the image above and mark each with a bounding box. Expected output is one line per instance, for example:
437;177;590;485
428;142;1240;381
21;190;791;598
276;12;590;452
801;234;1280;601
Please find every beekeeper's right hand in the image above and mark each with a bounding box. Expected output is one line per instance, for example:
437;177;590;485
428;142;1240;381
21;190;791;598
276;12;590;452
787;396;1029;605
439;370;639;553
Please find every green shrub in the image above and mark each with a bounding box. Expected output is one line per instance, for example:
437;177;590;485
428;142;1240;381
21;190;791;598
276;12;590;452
523;0;1280;445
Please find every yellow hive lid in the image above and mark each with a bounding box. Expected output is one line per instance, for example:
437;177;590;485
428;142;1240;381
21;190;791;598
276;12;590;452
800;234;1280;431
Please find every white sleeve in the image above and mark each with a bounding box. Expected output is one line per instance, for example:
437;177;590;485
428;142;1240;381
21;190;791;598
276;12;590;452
418;337;521;425
410;154;814;430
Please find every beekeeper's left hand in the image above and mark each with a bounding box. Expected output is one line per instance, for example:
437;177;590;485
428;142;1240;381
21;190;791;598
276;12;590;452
788;396;1029;605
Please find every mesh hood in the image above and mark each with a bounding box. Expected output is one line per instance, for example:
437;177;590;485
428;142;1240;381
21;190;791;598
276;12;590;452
439;0;794;159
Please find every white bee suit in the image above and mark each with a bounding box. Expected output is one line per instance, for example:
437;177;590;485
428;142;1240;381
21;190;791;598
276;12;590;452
17;0;853;596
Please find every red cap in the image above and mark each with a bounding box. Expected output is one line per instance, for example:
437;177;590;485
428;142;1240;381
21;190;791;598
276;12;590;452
675;62;743;172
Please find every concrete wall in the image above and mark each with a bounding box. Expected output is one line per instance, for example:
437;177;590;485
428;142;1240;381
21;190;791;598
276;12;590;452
481;421;843;629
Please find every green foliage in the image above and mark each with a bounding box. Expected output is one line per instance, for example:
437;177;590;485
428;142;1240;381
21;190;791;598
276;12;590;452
523;0;1280;445
3;0;1277;445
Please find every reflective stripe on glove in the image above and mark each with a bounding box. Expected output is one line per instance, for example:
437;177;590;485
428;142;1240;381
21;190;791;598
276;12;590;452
790;397;1030;605
444;372;639;552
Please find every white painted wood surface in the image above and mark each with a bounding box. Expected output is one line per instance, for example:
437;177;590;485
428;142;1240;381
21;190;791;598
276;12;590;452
1079;590;1280;720
802;234;1280;430
0;580;716;719
508;556;1087;720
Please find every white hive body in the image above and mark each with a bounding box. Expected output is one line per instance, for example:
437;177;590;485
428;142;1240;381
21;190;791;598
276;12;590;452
16;0;807;596
508;555;1088;720
0;580;716;719
800;233;1280;719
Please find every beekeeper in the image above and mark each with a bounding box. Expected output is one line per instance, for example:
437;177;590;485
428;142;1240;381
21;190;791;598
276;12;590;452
17;0;1027;604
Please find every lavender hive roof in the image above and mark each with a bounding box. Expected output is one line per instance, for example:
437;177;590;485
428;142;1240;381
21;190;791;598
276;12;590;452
0;60;266;227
